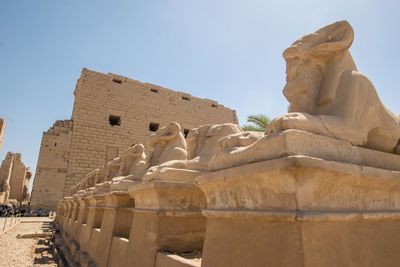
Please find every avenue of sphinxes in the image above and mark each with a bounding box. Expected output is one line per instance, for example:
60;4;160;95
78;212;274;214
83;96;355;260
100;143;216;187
55;21;400;267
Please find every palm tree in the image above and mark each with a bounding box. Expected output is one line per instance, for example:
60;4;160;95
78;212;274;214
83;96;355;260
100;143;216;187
242;114;271;132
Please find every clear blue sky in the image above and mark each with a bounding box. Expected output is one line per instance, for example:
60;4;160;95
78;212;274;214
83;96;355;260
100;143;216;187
1;0;399;190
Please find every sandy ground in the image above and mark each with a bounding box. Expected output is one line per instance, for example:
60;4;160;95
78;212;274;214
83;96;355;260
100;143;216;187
0;217;58;267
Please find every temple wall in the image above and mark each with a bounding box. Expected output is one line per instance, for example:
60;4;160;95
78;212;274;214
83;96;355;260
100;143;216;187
32;68;238;210
30;120;73;210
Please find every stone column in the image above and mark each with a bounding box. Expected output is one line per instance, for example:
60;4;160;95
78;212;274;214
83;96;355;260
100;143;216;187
125;180;206;267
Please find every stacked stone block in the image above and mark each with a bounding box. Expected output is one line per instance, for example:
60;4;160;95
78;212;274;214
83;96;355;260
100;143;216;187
30;120;73;210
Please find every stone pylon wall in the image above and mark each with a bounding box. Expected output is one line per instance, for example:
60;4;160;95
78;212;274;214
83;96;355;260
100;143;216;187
65;69;238;197
30;120;73;210
32;68;238;210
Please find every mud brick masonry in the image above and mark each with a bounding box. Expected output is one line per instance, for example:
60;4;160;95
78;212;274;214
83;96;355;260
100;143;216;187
30;68;238;211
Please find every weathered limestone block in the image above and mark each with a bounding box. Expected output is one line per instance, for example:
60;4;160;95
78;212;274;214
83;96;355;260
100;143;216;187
196;131;400;267
91;192;134;267
66;198;81;238
64;198;76;236
61;198;72;230
77;195;106;253
126;181;206;267
85;195;107;260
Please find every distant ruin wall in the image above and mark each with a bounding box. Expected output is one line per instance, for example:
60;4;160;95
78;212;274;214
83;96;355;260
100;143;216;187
0;152;30;204
0;118;5;152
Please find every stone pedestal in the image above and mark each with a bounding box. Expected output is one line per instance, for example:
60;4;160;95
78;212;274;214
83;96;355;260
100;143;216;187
91;192;134;267
70;197;88;240
86;195;107;258
126;181;206;267
65;198;78;236
78;195;105;253
61;198;72;231
197;151;400;267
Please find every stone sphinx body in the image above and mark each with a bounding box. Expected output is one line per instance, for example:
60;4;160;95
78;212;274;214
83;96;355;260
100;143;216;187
94;144;147;193
142;123;263;182
109;144;147;191
88;122;186;193
268;20;400;153
209;20;400;170
93;156;122;194
147;122;187;167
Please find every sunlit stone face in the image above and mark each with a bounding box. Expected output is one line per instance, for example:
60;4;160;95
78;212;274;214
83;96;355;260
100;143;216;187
283;58;322;114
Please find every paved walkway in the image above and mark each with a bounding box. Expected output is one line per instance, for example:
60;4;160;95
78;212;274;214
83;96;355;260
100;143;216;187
0;217;58;266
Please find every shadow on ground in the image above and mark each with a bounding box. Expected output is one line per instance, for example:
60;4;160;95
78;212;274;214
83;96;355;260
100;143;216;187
32;222;62;266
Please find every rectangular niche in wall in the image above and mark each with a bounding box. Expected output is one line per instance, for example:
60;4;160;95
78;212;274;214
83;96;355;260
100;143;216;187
109;115;121;126
149;122;160;132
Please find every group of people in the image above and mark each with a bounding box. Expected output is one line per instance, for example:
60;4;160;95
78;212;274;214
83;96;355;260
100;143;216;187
0;204;27;217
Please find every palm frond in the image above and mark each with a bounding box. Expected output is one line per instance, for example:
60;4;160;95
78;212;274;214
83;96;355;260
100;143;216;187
242;114;270;132
241;124;264;132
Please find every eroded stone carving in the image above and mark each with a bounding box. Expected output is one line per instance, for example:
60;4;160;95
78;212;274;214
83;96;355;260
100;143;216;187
110;144;147;191
93;155;123;194
94;167;106;184
265;20;400;153
118;144;147;178
186;123;244;169
148;122;187;166
104;157;122;182
143;123;245;182
85;169;98;188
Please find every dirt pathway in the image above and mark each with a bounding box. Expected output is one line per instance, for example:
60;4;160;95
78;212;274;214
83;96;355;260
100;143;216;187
0;218;59;267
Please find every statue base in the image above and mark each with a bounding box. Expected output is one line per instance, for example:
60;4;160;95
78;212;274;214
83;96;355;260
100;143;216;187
197;132;400;266
126;180;206;267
